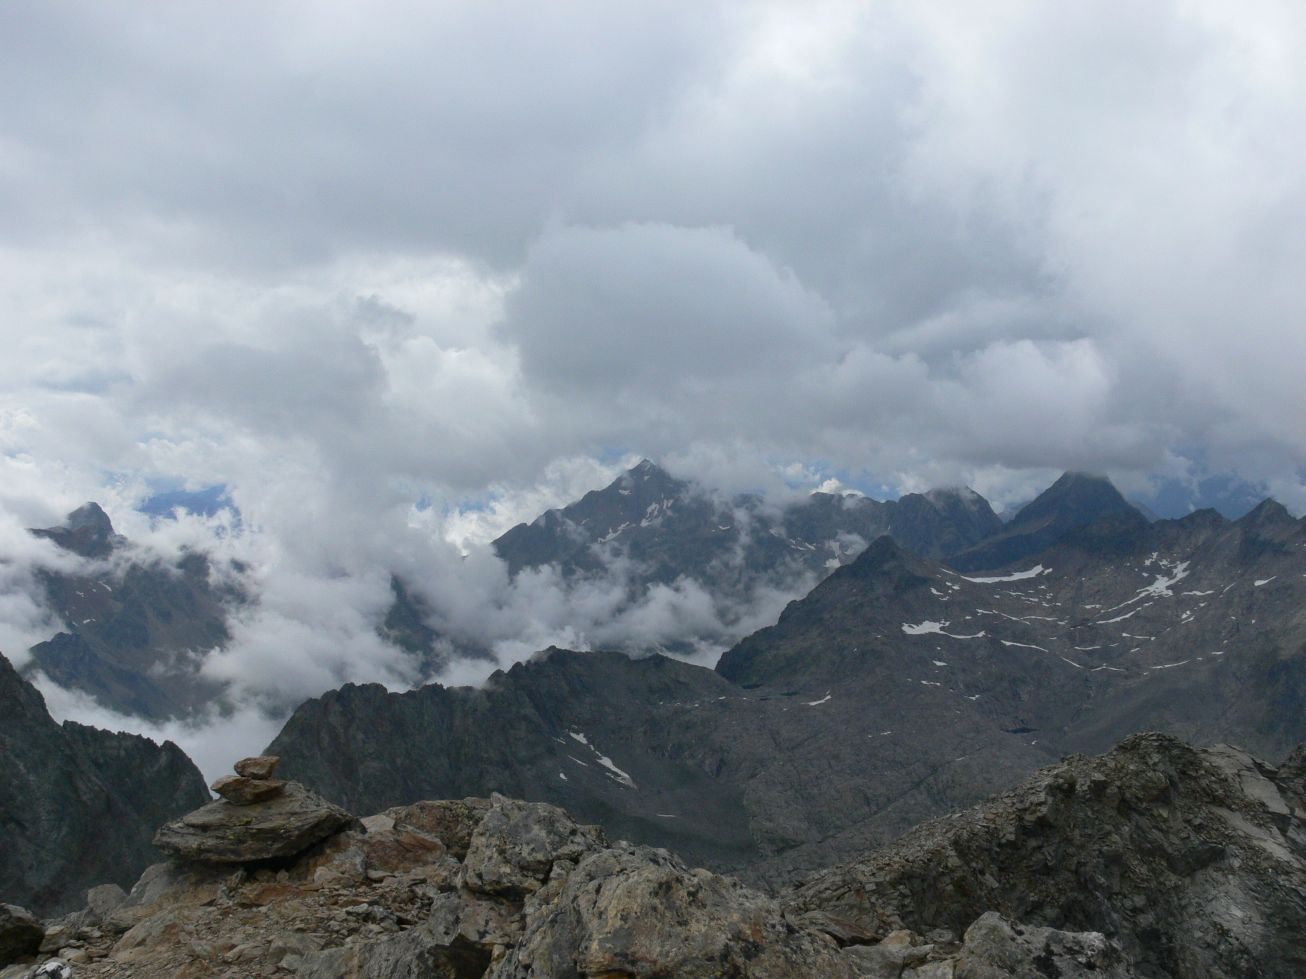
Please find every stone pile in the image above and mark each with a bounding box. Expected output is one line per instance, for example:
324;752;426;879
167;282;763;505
152;756;354;864
210;754;286;806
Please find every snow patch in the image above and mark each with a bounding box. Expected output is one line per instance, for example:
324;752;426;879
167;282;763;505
595;753;636;788
962;565;1050;584
805;693;832;706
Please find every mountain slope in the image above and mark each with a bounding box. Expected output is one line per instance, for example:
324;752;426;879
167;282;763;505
269;639;1052;883
0;650;209;915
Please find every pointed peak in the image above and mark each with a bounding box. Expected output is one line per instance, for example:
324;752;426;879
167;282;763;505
67;502;114;535
839;534;932;582
627;458;672;482
31;502;121;558
1011;472;1135;528
1239;498;1294;527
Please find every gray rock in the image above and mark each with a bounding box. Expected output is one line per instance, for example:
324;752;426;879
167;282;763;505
460;794;605;895
153;781;354;863
294;922;490;978
493;842;854;978
953;912;1125;978
0;904;42;966
84;882;127;922
790;733;1306;978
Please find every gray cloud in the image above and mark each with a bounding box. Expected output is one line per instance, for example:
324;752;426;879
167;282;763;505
2;0;1306;768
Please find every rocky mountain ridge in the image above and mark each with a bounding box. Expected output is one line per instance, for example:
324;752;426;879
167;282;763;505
493;459;1005;589
5;733;1304;977
0;651;209;916
269;481;1306;888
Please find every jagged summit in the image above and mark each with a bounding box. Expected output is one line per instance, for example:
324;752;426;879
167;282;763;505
31;502;122;559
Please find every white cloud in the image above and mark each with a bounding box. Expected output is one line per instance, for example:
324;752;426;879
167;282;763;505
1;0;1305;758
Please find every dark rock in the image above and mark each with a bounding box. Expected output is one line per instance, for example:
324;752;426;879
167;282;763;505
0;904;42;966
212;775;286;805
153;781;354;864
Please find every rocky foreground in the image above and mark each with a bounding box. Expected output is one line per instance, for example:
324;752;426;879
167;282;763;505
3;734;1305;977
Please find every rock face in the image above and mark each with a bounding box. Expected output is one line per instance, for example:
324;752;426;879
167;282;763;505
0;651;210;916
154;781;355;864
10;791;1128;978
789;733;1306;977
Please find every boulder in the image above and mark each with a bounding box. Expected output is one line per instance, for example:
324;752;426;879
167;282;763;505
234;755;280;780
0;904;43;966
153;781;354;863
211;774;286;805
460;793;605;895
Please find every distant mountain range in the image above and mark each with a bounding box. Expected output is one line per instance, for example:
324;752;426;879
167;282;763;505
270;471;1306;889
5;461;1306;921
9;461;1014;718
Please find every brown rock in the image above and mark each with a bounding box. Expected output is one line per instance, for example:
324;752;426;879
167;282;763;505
211;775;286;805
233;755;280;780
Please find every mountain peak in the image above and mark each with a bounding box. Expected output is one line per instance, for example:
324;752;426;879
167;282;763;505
1238;498;1296;531
1009;472;1136;530
949;472;1143;573
31;502;122;558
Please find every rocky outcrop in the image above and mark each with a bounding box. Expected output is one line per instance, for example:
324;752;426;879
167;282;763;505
0;792;1127;978
0;652;210;916
14;733;1306;976
790;733;1306;977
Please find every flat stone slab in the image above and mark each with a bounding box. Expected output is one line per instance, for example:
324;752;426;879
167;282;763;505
154;781;354;864
212;774;286;805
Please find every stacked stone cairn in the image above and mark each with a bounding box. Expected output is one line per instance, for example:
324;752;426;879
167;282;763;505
210;754;285;805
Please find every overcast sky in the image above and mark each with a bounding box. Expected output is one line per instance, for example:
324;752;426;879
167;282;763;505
2;1;1305;766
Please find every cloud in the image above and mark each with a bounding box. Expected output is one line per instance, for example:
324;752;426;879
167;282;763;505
1;0;1306;763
